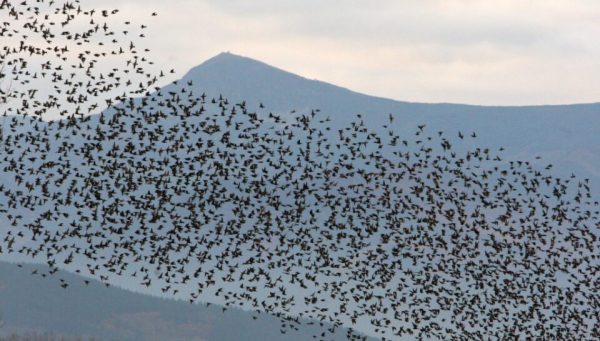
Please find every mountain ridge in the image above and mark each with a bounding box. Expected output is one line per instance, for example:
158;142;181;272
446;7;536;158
0;51;599;340
173;51;600;191
184;51;600;108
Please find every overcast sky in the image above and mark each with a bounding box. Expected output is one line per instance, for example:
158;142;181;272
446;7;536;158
100;0;600;105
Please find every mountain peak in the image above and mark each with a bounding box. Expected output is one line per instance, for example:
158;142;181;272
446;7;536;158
202;51;252;65
180;52;357;113
184;51;299;83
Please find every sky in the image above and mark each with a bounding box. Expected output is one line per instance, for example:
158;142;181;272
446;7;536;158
95;0;600;105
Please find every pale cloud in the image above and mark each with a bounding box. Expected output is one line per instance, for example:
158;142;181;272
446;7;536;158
85;0;600;105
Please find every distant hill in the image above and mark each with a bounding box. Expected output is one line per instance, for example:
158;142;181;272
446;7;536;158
0;52;599;340
4;52;599;189
0;262;368;341
175;52;600;191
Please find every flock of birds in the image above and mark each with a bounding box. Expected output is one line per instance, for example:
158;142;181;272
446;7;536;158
1;0;161;120
1;1;600;341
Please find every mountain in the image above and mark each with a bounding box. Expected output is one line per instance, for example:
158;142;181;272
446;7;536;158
179;52;600;189
0;52;599;340
0;261;368;341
